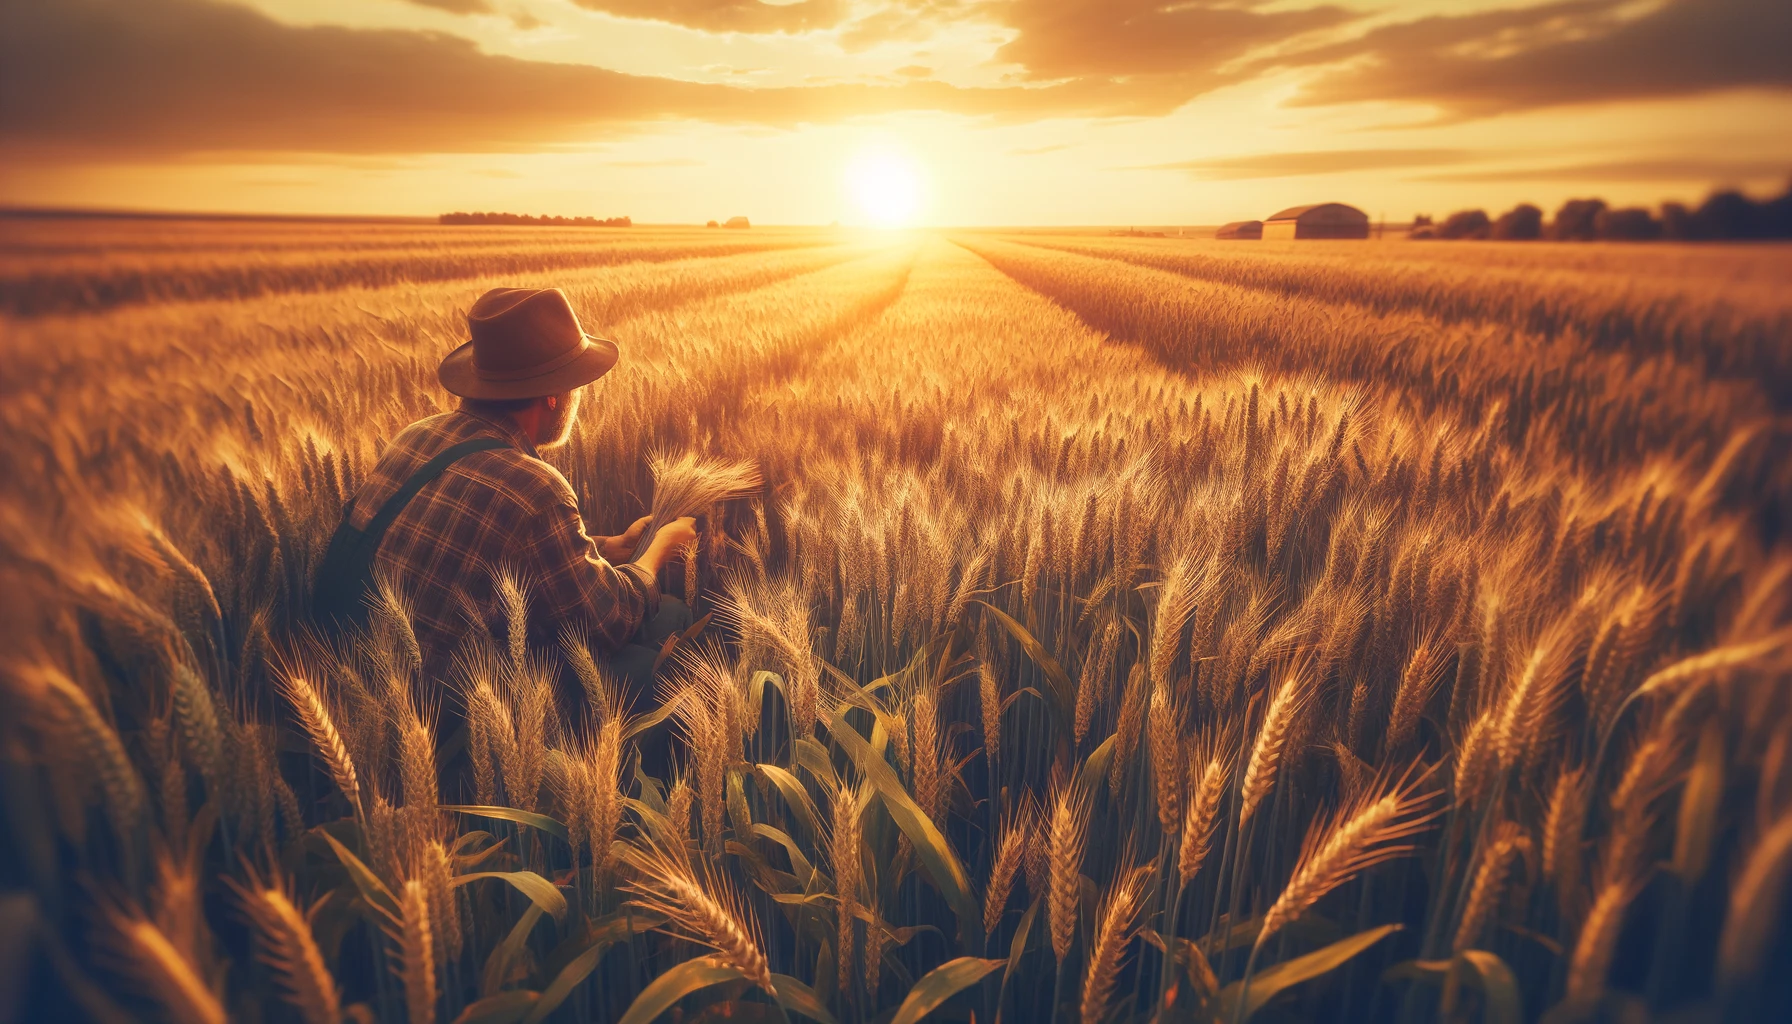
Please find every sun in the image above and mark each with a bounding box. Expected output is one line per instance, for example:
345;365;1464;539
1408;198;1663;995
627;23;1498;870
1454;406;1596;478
845;146;924;228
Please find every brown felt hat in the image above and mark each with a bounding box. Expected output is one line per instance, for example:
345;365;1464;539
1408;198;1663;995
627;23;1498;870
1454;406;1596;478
438;287;619;400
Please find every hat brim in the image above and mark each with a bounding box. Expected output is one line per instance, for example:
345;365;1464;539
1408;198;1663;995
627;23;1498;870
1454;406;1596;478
438;335;619;400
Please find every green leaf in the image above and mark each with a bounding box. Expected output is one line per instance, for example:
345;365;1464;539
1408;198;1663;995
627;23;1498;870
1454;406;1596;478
889;957;1004;1024
481;904;545;998
616;955;752;1024
977;602;1075;731
443;805;571;845
827;706;982;951
453;872;569;923
452;991;541;1024
770;974;837;1024
317;830;397;918
1220;924;1401;1021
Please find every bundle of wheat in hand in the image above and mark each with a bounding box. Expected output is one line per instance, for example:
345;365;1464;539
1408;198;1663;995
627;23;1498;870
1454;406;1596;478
631;451;762;560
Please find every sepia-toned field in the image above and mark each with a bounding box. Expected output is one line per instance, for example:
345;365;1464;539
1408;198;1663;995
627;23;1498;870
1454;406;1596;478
3;218;1790;1024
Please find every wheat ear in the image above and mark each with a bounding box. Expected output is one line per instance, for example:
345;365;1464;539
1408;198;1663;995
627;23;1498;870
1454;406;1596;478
98;896;225;1024
833;782;864;995
1080;867;1150;1024
621;835;774;991
277;667;361;816
1180;754;1227;885
1565;872;1641;1004
227;873;343;1024
1148;676;1185;835
394;878;436;1024
1258;763;1441;946
1049;777;1092;963
984;797;1032;934
1240;672;1304;827
1717;810;1792;987
1452;822;1532;952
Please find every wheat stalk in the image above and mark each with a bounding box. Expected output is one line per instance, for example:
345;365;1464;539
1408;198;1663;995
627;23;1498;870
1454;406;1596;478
1565;871;1641;1004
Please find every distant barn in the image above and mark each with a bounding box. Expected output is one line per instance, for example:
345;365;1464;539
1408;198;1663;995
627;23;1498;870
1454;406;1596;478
1262;203;1370;240
1215;220;1262;240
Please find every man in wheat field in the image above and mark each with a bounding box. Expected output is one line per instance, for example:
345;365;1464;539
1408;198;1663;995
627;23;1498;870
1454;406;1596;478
313;286;696;703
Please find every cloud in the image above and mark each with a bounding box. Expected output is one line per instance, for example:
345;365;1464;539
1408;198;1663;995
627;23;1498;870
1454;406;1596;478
606;158;706;167
995;0;1356;82
1418;158;1792;184
1137;148;1477;179
1012;144;1071;156
894;65;932;79
0;0;1167;159
1275;0;1792;116
402;0;493;13
568;0;845;34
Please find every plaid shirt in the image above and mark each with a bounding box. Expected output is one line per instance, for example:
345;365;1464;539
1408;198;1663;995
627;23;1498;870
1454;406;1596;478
350;410;658;672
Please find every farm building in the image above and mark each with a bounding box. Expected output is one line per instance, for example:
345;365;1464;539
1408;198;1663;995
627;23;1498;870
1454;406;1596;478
1262;203;1370;240
1215;220;1263;240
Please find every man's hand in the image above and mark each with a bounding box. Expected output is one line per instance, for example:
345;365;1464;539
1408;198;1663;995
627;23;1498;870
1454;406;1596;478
634;517;699;576
599;515;653;562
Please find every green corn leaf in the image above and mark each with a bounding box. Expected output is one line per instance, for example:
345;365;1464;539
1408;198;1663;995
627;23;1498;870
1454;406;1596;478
771;974;837;1024
317;830;397;918
827;705;982;951
1220;923;1401;1021
976;601;1076;731
480;904;544;998
443;805;571;845
452;990;541;1024
452;871;569;923
616;955;753;1024
889;956;1004;1024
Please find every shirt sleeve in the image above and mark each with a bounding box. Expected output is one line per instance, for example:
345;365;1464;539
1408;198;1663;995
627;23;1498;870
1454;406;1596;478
520;495;660;654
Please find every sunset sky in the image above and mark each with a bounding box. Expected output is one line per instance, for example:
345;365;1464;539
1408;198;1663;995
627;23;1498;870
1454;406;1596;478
2;0;1789;225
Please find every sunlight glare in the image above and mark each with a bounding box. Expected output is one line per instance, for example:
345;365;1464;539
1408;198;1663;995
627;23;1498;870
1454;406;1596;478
845;146;924;228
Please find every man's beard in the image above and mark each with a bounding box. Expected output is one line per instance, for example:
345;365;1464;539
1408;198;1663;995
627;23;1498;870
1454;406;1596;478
538;389;581;448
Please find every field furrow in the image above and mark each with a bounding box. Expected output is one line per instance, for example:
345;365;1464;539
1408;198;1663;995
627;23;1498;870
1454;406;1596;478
1010;236;1792;406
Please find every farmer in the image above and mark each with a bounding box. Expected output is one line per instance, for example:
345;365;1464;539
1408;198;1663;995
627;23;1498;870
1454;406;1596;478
313;286;695;704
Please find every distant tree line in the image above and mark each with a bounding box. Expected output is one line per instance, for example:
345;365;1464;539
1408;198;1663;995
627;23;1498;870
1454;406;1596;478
439;212;632;227
1411;180;1792;241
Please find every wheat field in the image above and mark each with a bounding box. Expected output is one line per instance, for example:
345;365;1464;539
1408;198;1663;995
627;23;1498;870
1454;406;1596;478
3;218;1790;1024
